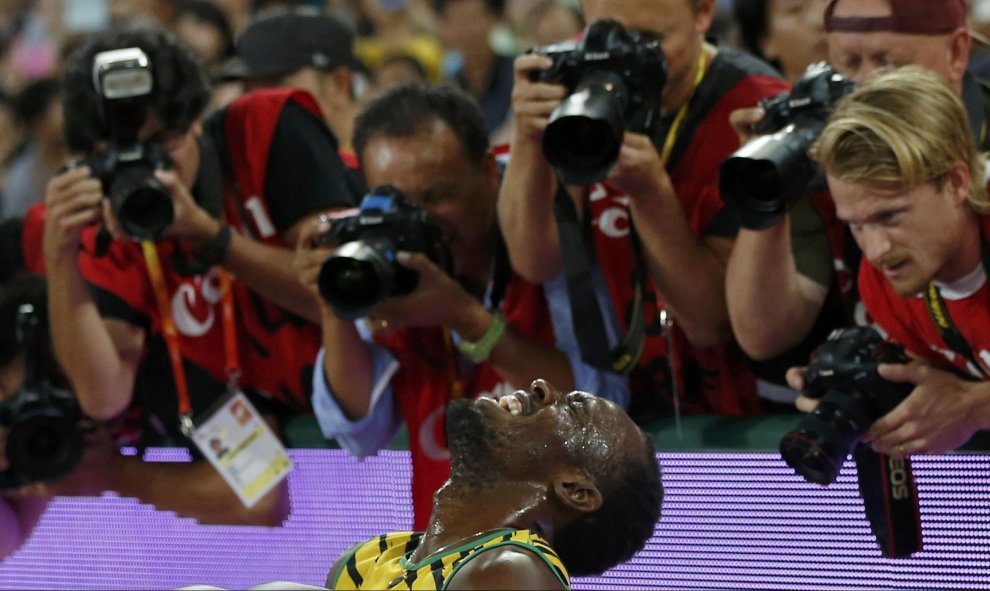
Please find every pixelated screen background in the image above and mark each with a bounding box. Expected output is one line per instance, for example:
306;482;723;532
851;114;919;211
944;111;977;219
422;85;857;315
1;449;988;590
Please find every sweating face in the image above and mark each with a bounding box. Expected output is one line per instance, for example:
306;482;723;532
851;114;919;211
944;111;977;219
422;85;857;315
446;380;646;486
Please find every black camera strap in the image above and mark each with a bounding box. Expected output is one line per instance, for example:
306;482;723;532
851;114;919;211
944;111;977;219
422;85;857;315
921;233;990;379
553;183;645;374
853;445;922;558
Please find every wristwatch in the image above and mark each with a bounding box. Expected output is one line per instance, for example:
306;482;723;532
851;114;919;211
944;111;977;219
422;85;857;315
456;311;508;364
192;225;233;267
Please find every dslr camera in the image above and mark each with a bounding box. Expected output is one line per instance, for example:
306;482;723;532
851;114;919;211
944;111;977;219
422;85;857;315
83;47;174;241
0;304;84;490
720;62;855;229
530;19;666;185
315;186;451;320
780;325;922;558
780;325;912;485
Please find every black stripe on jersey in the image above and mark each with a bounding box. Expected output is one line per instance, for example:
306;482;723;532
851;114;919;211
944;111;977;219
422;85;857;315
430;556;445;589
345;553;364;587
378;534;389;553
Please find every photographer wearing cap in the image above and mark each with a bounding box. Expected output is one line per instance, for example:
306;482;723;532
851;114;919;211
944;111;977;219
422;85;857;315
795;67;990;457
232;6;364;153
724;0;990;404
499;0;789;419
40;24;362;524
294;84;628;530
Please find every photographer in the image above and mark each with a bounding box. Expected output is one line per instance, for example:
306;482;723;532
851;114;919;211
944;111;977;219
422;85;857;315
294;84;628;529
724;0;989;398
498;0;789;418
794;66;990;457
41;24;362;524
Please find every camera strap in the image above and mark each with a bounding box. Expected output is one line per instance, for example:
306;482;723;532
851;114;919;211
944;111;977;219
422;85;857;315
141;241;240;436
853;445;923;558
553;184;645;374
921;233;990;379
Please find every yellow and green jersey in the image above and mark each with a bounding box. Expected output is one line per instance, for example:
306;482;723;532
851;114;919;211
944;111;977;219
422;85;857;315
328;528;570;590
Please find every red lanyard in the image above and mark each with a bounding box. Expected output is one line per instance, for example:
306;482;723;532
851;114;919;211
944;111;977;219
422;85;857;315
141;240;239;435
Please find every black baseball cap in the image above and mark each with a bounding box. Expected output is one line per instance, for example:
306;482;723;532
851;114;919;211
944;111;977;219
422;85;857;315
231;7;361;79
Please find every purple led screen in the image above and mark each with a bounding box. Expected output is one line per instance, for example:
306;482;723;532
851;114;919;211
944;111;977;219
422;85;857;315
1;450;988;590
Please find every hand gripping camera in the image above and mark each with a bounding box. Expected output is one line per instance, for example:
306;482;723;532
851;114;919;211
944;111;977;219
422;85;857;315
84;47;174;241
0;304;84;490
780;325;922;558
315;186;452;320
530;19;666;185
720;62;855;230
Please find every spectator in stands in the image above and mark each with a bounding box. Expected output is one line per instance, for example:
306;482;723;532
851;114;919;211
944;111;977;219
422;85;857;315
172;0;236;74
499;0;789;421
3;78;66;220
326;379;663;589
294;83;628;530
437;0;515;136
791;67;990;457
733;0;828;82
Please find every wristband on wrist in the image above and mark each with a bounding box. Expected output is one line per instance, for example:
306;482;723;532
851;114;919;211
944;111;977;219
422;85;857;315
192;225;233;267
456;311;508;364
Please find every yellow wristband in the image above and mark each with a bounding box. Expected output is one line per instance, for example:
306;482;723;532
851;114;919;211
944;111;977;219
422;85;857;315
456;311;507;364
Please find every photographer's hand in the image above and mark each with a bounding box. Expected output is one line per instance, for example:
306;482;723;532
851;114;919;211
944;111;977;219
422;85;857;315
785;366;821;412
607;131;669;202
863;362;990;457
292;215;335;303
153;169;220;247
728;105;767;146
510;54;565;144
42;165;104;266
370;251;476;334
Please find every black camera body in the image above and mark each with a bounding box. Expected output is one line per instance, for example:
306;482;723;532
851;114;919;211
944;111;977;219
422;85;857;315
720;62;855;229
316;186;452;320
780;325;912;486
89;47;174;241
0;382;83;490
0;303;84;490
530;19;666;185
84;142;174;241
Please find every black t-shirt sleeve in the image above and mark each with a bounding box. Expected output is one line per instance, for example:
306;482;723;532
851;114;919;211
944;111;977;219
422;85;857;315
263;101;364;234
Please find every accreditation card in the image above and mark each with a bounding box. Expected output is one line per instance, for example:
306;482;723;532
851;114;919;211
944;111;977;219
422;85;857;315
191;391;293;508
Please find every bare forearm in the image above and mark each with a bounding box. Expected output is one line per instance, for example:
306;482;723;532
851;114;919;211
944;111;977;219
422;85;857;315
47;258;135;419
116;457;289;526
629;196;732;348
726;222;827;359
497;139;562;283
222;232;323;323
320;308;375;420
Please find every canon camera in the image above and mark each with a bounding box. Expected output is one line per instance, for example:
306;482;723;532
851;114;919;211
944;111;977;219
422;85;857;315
779;325;912;485
84;47;174;241
315;187;451;320
530;19;666;185
720;62;855;229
